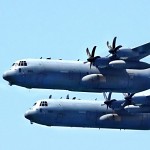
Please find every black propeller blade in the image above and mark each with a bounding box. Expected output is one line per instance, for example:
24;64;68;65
103;92;116;109
107;37;122;55
84;46;100;68
121;93;135;107
104;99;116;109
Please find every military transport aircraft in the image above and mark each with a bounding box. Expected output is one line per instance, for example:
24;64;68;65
3;38;150;93
24;94;150;130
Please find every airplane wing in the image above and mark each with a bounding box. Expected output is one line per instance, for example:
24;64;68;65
129;42;150;60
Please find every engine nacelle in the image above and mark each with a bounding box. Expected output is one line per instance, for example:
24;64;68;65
100;114;121;121
81;72;129;90
109;60;126;69
81;74;106;88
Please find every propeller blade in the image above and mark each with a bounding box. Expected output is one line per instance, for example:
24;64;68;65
103;92;113;109
86;48;91;57
122;93;135;107
107;37;122;55
91;46;97;57
104;99;116;109
108;92;112;101
104;100;109;109
125;93;135;100
121;99;131;107
90;62;92;69
112;37;117;49
114;45;122;52
107;41;112;49
83;61;88;64
103;92;108;101
104;100;111;110
129;93;135;99
85;46;99;69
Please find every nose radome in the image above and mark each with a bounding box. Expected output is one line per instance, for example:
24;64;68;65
3;72;8;80
24;111;32;120
3;71;13;81
24;110;35;121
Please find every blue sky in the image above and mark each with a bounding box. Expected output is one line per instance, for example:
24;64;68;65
1;0;150;150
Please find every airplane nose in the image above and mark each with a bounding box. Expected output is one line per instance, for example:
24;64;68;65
3;70;16;86
3;72;8;80
24;111;32;120
24;110;35;121
3;71;12;81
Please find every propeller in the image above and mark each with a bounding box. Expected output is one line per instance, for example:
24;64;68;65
103;92;116;109
107;37;122;55
121;93;135;107
84;46;100;68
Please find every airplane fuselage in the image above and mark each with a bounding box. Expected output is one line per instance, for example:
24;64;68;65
3;59;150;93
25;99;150;130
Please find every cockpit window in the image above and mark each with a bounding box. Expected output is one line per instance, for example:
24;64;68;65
12;61;27;67
12;63;19;67
40;101;48;107
19;61;27;66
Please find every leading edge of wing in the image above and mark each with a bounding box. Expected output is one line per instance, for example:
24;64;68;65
131;42;150;60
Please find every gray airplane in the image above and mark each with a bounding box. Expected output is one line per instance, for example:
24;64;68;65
24;94;150;130
3;39;150;93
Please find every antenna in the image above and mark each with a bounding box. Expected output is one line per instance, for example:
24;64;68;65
49;95;52;99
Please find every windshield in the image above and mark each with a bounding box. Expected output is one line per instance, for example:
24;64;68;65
12;61;27;67
40;101;48;106
12;63;19;67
